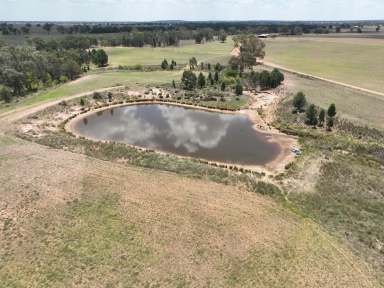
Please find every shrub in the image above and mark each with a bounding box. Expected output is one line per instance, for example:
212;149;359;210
161;59;168;70
235;80;243;96
327;103;337;118
181;70;197;90
59;75;69;83
318;109;326;127
197;72;206;88
93;92;103;100
305;104;318;127
0;86;12;103
292;92;307;113
224;69;238;78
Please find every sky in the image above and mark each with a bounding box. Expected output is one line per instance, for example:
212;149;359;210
1;0;383;22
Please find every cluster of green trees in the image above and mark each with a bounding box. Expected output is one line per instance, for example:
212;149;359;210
229;35;266;71
180;66;243;96
30;36;97;51
225;35;284;92
100;31;192;47
96;28;221;47
0;46;79;102
181;70;220;90
161;59;177;70
180;59;223;90
29;37;108;68
293;92;337;130
247;69;284;90
90;49;109;67
178;34;281;97
0;42;108;102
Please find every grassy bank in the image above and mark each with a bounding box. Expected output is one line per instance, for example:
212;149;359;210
274;98;384;284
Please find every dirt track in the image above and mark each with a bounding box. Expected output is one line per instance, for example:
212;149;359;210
0;86;124;124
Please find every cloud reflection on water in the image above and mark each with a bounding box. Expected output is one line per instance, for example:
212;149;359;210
76;104;279;165
158;105;230;153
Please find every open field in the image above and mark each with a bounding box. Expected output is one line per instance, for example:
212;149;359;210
253;65;384;130
0;134;379;287
105;40;233;67
284;72;384;130
1;30;384;287
0;70;381;286
0;70;181;115
264;37;384;93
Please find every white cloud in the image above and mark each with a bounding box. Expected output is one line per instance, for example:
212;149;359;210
1;0;383;21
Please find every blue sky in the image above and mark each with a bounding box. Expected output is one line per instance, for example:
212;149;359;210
1;0;383;21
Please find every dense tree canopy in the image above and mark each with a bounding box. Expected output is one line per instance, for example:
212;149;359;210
247;69;284;90
0;46;84;101
0;39;109;102
91;49;108;67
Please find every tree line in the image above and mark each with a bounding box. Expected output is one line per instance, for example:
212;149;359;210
3;21;381;36
246;69;284;90
178;34;284;97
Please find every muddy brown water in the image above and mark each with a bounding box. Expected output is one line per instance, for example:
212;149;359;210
72;104;281;166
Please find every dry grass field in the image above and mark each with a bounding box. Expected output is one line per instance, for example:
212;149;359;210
284;72;384;130
0;135;378;287
104;40;233;67
265;37;384;93
1;33;384;287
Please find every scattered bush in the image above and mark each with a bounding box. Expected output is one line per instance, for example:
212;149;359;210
161;59;168;70
93;92;103;100
292;92;307;113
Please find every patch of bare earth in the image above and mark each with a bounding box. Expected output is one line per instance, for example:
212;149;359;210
0;138;378;287
68;75;96;85
243;82;297;173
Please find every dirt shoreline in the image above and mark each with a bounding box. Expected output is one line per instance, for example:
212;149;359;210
65;101;297;174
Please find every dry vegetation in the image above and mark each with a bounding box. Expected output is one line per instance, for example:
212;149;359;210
0;135;378;287
265;37;384;93
1;34;384;287
274;98;384;284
